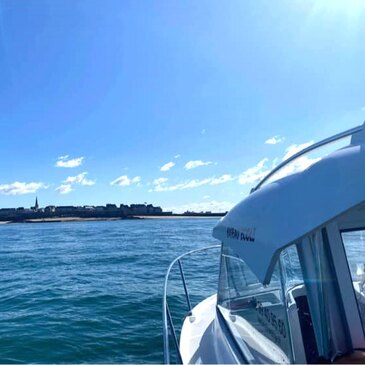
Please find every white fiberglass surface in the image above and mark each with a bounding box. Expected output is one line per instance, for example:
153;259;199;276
341;229;365;334
214;141;365;285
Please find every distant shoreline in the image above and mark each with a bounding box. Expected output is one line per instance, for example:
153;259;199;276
0;217;125;224
134;215;221;219
0;215;223;224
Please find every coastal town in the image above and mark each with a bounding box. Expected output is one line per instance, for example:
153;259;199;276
0;198;226;223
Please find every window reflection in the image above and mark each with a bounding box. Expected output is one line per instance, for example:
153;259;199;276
341;229;365;332
217;246;294;363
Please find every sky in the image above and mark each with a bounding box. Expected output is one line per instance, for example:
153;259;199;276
0;0;365;213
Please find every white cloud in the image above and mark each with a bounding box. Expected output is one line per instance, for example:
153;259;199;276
154;177;168;185
111;176;130;186
203;195;210;199
55;184;73;194
0;182;48;196
272;156;320;181
184;160;213;170
64;172;95;186
265;135;285;145
174;154;181;159
151;174;234;192
210;174;234;185
180;178;212;189
283;141;313;160
56;172;95;194
271;157;280;168
238;142;320;187
131;176;141;184
110;175;141;187
238;158;270;185
160;161;175;172
165;200;233;214
55;155;84;168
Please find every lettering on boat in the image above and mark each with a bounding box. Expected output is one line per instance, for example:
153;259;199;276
256;300;287;346
226;227;256;242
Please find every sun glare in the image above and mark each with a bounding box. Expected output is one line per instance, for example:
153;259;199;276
313;0;365;17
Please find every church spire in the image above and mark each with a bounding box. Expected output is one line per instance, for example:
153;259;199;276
35;196;39;210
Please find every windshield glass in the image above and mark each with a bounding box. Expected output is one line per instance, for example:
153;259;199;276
341;229;365;333
217;245;294;363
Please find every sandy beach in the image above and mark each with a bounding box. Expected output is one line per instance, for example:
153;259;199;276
134;215;222;219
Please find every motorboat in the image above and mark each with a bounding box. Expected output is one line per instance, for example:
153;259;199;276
163;123;365;364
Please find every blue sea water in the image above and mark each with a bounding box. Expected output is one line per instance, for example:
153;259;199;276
0;219;220;363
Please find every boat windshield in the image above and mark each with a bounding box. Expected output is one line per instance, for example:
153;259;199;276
217;244;305;363
341;229;365;334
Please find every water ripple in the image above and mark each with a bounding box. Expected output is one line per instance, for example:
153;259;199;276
0;219;220;363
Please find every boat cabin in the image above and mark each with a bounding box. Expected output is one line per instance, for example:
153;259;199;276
163;124;365;364
212;126;365;363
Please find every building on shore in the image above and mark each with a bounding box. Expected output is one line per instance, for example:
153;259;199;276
0;199;226;222
0;201;168;221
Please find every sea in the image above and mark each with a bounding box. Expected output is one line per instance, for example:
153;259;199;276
0;219;221;363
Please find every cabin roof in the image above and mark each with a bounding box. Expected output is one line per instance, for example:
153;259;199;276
213;126;365;284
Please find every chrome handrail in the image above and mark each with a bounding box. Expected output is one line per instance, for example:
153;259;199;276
251;123;364;193
162;245;221;364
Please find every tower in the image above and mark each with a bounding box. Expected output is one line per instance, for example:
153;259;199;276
33;197;39;210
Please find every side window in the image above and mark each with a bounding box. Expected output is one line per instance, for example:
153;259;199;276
280;244;304;292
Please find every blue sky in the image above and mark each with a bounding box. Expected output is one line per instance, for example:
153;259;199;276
0;0;365;212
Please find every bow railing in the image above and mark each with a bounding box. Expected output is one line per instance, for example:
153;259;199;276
162;245;221;364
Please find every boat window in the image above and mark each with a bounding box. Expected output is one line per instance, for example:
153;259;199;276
341;229;365;334
281;243;319;363
280;244;304;293
217;245;293;363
